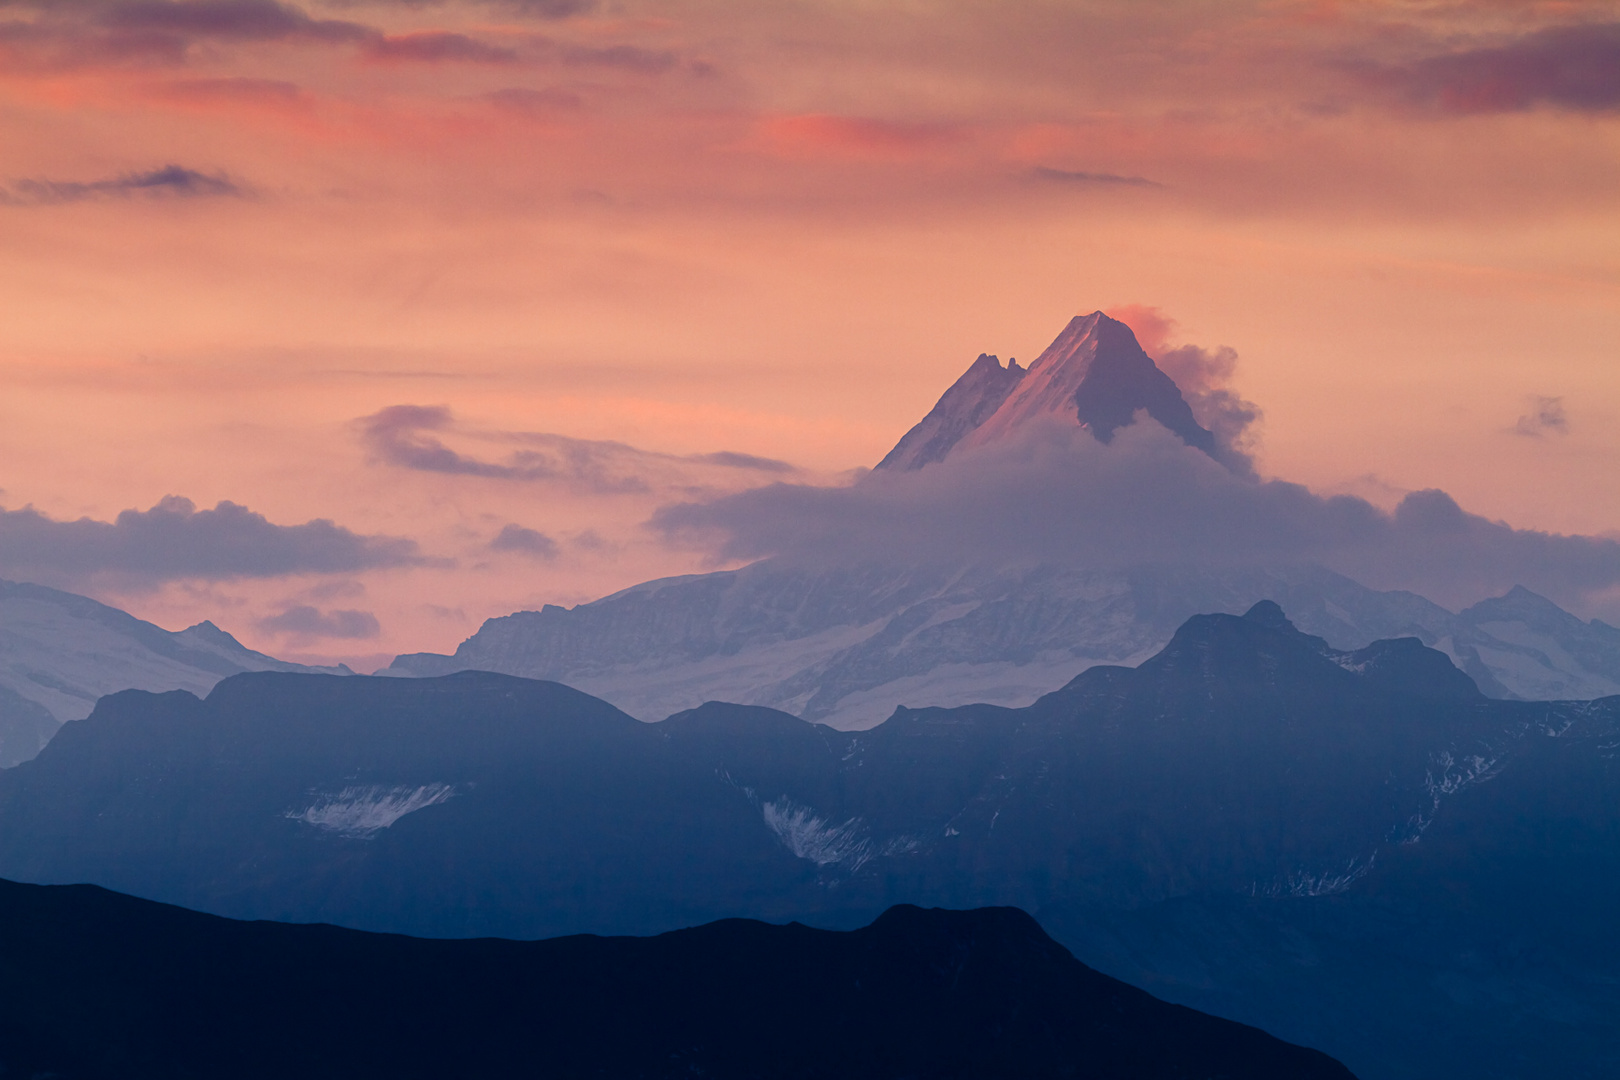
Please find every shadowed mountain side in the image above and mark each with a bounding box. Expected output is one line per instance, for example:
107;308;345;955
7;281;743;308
1040;702;1620;1080
0;884;1353;1080
2;606;1615;1077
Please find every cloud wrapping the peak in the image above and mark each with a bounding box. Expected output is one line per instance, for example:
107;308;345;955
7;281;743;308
652;420;1620;614
0;495;426;585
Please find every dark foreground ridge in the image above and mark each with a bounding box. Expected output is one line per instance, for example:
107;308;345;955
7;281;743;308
0;879;1352;1080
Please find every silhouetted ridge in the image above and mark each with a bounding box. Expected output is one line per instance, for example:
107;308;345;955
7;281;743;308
0;879;1353;1080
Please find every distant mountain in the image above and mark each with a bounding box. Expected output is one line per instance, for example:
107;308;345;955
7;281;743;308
0;883;1350;1080
0;578;349;765
384;561;1620;726
383;313;1620;720
877;311;1216;470
2;605;1615;1076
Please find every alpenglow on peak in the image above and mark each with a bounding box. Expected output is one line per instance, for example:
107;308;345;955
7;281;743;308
876;311;1216;471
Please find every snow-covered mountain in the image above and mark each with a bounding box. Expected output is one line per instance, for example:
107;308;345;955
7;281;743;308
877;311;1215;470
384;312;1620;723
0;579;348;765
383;559;1620;726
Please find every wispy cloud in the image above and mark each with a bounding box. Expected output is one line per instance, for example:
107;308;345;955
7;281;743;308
1032;166;1159;188
1515;396;1570;438
256;603;381;639
357;404;797;496
0;164;241;205
488;523;558;559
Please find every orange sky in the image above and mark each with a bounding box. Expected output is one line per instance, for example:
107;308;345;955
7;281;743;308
1;0;1617;666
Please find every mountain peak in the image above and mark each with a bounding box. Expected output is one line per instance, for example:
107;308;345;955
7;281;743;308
1242;600;1297;633
876;312;1216;471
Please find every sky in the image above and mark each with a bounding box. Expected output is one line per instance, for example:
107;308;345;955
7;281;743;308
1;0;1618;668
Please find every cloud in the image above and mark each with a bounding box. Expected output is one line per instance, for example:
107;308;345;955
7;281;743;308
1361;22;1620;114
363;30;517;65
96;0;369;43
651;419;1620;614
0;165;241;205
0;1;517;70
324;0;592;16
488;524;558;559
1515;395;1569;437
1032;166;1159;188
357;405;797;496
1107;305;1263;474
0;494;426;584
256;604;380;639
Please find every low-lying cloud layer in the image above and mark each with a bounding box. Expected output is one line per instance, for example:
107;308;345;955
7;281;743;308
0;495;424;585
654;419;1620;616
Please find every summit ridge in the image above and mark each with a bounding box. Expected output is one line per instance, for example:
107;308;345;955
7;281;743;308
877;311;1216;471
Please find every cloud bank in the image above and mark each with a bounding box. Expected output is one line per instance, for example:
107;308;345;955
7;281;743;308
653;419;1620;615
0;495;425;584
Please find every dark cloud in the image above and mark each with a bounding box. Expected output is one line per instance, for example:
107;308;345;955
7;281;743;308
0;1;517;69
0;164;241;205
322;0;592;16
256;604;380;640
489;524;558;559
1033;166;1160;188
98;0;369;43
1363;22;1620;114
651;419;1620;614
363;30;517;64
0;495;427;584
1515;395;1569;437
357;405;798;496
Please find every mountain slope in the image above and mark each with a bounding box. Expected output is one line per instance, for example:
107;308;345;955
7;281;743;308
876;311;1215;470
0;578;348;763
384;561;1616;725
0;882;1352;1080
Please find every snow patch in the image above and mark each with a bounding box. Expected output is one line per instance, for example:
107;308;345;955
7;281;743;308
289;783;455;838
761;799;916;870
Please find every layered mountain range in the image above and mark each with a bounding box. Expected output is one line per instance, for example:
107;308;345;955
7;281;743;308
0;579;347;766
386;313;1620;723
0;881;1350;1079
4;603;1615;1078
